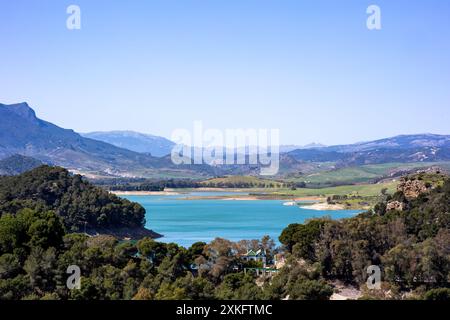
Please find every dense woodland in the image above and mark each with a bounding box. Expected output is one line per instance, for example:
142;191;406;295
0;166;145;231
0;166;449;300
280;174;450;299
94;178;201;192
94;177;305;191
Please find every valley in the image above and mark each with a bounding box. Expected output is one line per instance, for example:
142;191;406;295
0;100;448;302
2;102;450;182
2;0;450;304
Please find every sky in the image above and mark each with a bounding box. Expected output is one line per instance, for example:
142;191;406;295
1;0;449;146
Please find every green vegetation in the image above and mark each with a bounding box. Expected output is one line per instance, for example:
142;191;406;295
0;167;449;300
0;217;277;300
325;194;383;210
93;175;287;192
268;181;397;198
288;162;450;187
423;288;450;300
0;166;146;231
93;177;202;192
409;170;448;188
278;174;450;299
200;176;285;188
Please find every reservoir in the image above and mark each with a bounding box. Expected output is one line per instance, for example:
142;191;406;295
123;192;362;248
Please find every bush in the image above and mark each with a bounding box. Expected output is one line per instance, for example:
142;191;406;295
424;288;450;301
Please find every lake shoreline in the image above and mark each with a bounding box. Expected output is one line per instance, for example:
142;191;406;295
113;189;372;211
111;189;325;202
300;203;346;211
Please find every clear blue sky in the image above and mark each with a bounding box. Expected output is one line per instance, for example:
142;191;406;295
1;0;449;145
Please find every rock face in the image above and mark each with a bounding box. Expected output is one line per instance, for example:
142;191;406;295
386;201;406;212
397;178;428;199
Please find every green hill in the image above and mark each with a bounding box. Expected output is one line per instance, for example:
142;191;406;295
278;172;450;298
0;166;159;238
289;162;450;187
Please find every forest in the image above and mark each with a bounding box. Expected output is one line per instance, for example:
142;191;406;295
0;166;449;300
0;166;146;231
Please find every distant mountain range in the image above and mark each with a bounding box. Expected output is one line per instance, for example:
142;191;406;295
0;102;214;178
81;132;324;156
279;143;327;153
0;102;155;175
324;134;450;152
288;134;450;166
1;102;449;179
82;131;175;157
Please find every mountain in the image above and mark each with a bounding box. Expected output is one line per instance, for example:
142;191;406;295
0;102;205;178
82;131;175;157
325;134;450;153
0;154;43;175
302;142;327;149
287;134;450;166
0;102;151;175
2;102;449;179
287;149;346;162
270;143;327;153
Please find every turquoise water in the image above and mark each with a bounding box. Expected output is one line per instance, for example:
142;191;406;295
124;193;362;248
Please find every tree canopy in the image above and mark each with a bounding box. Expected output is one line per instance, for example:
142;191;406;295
0;166;146;231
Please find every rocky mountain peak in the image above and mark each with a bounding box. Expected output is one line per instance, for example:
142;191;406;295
1;102;37;120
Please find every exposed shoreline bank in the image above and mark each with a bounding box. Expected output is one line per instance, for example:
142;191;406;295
300;202;346;211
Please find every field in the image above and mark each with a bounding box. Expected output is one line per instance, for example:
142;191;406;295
200;175;284;187
177;181;398;209
261;181;397;198
288;162;450;186
181;181;397;199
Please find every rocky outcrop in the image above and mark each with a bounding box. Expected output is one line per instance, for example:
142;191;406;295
397;178;428;199
386;201;406;212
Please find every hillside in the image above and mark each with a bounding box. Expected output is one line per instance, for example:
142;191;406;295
0;102;216;179
278;172;450;299
287;134;450;166
1;103;449;181
0;165;160;239
327;134;450;152
204;135;450;178
288;162;450;187
0;154;43;176
82;131;175;157
0;103;157;173
0;171;447;301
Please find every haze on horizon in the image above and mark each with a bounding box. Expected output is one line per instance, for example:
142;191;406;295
1;0;449;146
